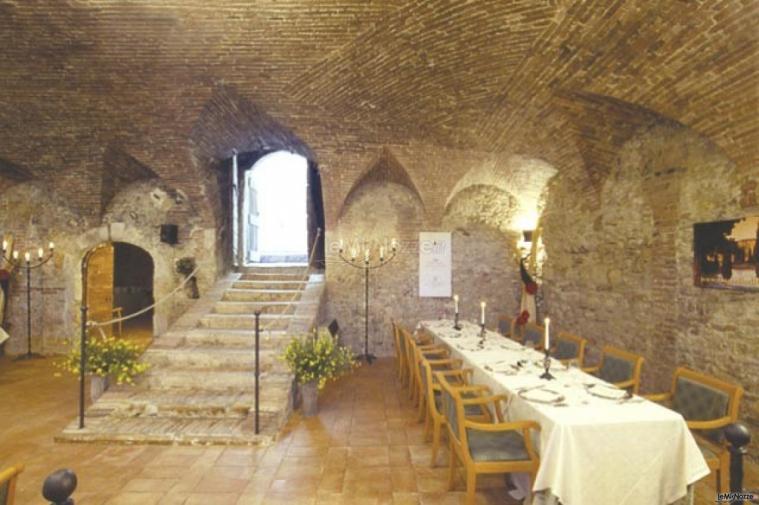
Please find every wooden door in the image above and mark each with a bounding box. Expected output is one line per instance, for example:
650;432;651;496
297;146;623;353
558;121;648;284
86;244;114;337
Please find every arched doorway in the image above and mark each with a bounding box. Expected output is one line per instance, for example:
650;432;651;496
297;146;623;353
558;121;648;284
231;150;325;269
84;242;154;345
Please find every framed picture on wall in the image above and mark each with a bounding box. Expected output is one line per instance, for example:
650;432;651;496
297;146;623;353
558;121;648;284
693;215;759;291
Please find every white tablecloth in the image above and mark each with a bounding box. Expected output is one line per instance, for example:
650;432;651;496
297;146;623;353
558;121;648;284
421;319;710;505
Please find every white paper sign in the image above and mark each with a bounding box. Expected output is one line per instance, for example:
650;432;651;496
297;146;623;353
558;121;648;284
419;232;452;297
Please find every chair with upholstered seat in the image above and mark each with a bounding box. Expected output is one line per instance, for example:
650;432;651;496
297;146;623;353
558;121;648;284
513;321;544;348
554;331;587;366
0;464;23;505
436;373;541;505
497;315;514;339
420;357;492;466
400;325;449;405
391;320;409;387
645;367;743;493
582;345;644;394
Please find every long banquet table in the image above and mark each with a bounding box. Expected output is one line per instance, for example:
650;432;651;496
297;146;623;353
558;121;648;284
421;319;710;505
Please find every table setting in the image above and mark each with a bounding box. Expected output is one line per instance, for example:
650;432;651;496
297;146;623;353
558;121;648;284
420;311;709;505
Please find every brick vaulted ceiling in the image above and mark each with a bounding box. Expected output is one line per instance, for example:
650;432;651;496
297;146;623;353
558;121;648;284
0;0;757;198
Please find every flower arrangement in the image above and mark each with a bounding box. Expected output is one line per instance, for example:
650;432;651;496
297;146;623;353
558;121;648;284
58;335;149;385
280;328;357;389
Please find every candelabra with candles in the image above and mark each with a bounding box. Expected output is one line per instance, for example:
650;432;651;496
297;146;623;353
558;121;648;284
1;239;55;360
478;301;487;346
452;294;461;330
337;238;398;364
539;317;555;380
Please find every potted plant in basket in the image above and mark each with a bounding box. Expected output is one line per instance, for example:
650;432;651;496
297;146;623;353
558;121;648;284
58;335;149;401
281;327;357;416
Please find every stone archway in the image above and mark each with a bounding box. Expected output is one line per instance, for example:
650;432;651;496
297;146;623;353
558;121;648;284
82;241;155;342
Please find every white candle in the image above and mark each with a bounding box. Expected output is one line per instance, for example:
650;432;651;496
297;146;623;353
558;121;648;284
12;250;18;260
37;247;44;259
24;251;30;263
544;317;551;349
350;247;357;260
49;241;55;250
2;240;6;251
480;301;486;325
364;249;369;263
379;246;384;260
391;238;397;250
339;239;344;252
453;294;459;313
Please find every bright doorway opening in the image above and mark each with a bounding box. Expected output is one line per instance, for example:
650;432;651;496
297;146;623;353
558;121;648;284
243;151;309;264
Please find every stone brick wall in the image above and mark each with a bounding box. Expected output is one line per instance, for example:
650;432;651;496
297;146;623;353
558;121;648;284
541;122;759;439
0;179;219;353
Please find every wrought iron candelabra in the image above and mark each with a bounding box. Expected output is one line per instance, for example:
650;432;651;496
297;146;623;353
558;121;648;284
1;240;55;360
540;348;555;380
337;238;398;364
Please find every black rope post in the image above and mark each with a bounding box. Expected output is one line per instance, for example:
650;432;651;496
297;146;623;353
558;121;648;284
725;422;751;505
42;468;77;505
254;310;261;435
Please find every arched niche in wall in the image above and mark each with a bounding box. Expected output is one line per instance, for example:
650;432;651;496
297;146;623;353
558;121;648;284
442;184;523;324
337;147;425;222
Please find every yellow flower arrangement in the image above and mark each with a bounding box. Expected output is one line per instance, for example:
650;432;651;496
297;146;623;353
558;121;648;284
58;335;149;385
280;327;358;389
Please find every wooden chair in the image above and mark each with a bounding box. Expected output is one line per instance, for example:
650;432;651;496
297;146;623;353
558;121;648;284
0;464;24;505
399;325;448;405
391;320;407;386
513;321;544;348
420;358;492;467
436;373;541;505
496;315;514;338
582;345;644;394
645;367;743;493
554;331;587;366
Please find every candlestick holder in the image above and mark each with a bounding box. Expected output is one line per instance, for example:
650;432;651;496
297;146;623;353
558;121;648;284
453;312;461;330
337;239;398;364
1;241;55;360
478;322;486;346
540;348;555;380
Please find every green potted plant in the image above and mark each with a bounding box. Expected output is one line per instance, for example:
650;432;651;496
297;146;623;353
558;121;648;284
58;335;149;401
280;327;357;416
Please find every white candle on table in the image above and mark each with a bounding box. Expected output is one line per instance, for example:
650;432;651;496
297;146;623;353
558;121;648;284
480;301;486;325
544;317;551;349
453;294;459;313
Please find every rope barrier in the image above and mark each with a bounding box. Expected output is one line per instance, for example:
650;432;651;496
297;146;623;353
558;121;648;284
87;265;201;329
86;227;321;333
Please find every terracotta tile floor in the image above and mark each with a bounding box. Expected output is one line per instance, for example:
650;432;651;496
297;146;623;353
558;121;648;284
1;356;755;505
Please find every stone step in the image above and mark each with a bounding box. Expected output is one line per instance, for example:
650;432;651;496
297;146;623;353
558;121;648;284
232;280;308;290
142;348;285;371
222;288;302;302
240;265;308;276
198;313;299;330
89;387;290;419
240;272;306;281
56;414;283;446
213;300;312;315
158;328;290;348
143;369;292;391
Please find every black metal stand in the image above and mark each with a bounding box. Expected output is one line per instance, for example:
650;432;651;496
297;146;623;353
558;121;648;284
254;311;261;435
725;422;751;505
478;323;486;346
453;312;461;330
337;241;397;365
540;348;555;380
1;245;54;360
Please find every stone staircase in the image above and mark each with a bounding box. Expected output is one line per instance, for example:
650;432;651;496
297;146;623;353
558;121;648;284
58;264;324;446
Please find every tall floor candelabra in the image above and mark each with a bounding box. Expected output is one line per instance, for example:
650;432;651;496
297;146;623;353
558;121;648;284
1;240;55;360
337;238;398;364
